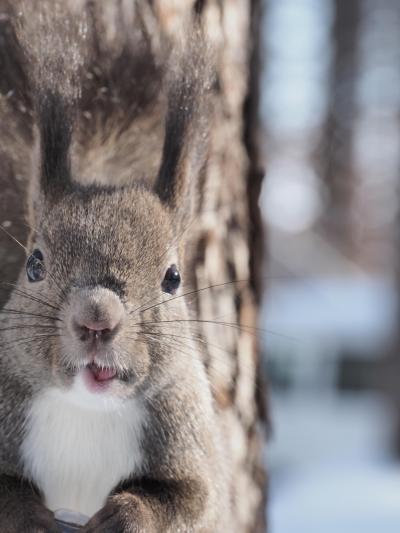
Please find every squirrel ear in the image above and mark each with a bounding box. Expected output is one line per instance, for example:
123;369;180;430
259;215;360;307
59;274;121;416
154;30;212;217
37;90;73;196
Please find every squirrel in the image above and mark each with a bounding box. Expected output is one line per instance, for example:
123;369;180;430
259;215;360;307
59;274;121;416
0;1;232;532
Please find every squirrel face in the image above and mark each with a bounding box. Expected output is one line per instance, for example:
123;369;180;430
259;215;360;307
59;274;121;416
19;186;190;406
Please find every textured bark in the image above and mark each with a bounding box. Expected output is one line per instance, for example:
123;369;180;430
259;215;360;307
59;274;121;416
0;155;28;305
0;1;267;530
0;10;32;305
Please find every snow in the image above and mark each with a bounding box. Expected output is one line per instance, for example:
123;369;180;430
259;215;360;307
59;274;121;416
267;392;400;533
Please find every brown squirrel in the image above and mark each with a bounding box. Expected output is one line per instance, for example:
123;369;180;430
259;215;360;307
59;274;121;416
0;1;231;531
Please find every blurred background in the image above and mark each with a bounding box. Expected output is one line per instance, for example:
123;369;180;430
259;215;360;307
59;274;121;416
259;0;400;531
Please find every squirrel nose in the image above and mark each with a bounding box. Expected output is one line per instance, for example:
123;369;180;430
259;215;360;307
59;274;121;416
69;287;125;344
74;318;120;343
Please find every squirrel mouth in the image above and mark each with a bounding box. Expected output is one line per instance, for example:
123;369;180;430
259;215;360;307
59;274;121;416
87;363;117;382
83;363;118;391
79;361;133;393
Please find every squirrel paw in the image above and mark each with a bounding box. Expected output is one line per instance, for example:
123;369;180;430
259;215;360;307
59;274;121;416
1;504;61;533
81;494;155;533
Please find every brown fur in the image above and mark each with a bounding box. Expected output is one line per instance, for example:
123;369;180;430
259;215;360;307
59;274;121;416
0;1;228;532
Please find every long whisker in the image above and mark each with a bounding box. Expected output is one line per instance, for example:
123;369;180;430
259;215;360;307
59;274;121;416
0;225;66;304
125;332;262;394
0;308;62;322
127;319;298;341
131;271;309;320
127;330;235;357
0;224;30;254
0;316;60;324
129;291;169;317
0;324;60;333
127;332;202;369
1;283;61;312
0;334;61;350
130;279;250;317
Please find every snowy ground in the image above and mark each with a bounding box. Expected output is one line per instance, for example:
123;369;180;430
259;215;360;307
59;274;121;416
267;392;400;533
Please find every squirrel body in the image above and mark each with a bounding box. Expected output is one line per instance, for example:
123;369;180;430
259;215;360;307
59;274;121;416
0;2;231;532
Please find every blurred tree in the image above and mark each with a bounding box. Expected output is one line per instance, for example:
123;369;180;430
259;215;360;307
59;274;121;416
386;180;400;459
316;0;361;253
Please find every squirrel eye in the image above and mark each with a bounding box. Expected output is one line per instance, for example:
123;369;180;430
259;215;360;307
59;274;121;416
162;264;181;294
26;249;46;282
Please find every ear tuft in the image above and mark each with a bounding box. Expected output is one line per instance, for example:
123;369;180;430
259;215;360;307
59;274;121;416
15;0;87;196
37;90;73;194
155;25;213;213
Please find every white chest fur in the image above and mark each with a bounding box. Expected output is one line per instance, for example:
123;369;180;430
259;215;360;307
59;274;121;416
21;374;145;518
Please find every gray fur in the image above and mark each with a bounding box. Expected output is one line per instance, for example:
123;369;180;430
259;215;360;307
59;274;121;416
0;1;228;532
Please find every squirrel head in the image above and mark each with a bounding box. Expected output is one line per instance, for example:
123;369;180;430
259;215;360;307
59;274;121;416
9;34;211;407
24;183;185;406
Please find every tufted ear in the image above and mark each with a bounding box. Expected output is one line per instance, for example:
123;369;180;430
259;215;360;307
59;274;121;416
154;28;212;220
37;90;73;196
15;0;85;199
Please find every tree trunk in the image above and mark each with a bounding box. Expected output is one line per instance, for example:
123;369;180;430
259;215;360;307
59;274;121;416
315;0;361;253
0;1;267;530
